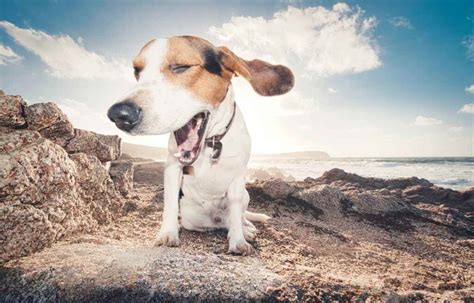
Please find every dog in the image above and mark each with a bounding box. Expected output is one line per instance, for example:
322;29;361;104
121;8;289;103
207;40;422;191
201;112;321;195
107;36;294;254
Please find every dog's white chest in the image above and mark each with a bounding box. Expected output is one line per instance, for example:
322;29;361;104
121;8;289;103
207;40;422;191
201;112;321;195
178;110;251;230
181;142;247;203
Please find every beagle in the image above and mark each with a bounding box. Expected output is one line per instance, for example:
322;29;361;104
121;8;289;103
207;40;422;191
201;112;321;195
108;36;294;254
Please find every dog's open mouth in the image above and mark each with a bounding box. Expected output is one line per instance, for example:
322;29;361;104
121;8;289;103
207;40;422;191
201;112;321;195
173;112;209;164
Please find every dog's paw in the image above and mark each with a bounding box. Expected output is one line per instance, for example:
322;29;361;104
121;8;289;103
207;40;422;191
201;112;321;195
155;228;180;247
228;238;254;255
243;225;257;242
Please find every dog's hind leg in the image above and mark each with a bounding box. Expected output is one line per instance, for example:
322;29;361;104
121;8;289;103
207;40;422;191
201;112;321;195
226;175;254;255
237;189;268;242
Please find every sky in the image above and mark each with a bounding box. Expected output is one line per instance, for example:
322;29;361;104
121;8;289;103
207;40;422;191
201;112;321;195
0;0;473;157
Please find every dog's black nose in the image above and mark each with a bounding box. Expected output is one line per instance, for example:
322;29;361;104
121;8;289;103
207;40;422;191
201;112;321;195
107;102;142;132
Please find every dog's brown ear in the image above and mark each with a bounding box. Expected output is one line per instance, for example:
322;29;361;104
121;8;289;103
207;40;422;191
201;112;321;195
217;46;294;96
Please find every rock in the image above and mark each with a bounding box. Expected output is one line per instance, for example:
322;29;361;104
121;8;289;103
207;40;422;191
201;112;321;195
25;102;75;146
65;129;121;162
0;92;125;265
317;168;382;188
384;177;432;190
0;129;124;264
70;153;123;224
109;160;134;196
403;185;465;205
0;130;77;205
0;129;43;154
262;178;296;199
0;92;27;127
317;168;433;190
0;244;280;302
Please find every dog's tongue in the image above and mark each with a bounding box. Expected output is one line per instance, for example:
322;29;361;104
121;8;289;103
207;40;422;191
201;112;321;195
174;117;203;163
179;126;199;151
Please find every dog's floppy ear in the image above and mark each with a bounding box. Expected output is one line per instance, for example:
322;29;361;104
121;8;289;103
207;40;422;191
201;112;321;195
217;46;294;96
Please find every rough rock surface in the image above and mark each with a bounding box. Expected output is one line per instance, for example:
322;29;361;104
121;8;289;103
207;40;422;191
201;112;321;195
109;160;134;196
0;91;27;127
65;129;121;162
0;91;127;265
2;162;472;302
25;102;75;146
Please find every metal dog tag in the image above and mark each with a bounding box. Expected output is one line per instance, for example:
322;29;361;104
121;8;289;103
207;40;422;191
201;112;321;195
210;141;223;162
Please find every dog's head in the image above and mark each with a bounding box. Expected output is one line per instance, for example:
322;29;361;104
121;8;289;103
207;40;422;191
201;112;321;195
107;36;294;162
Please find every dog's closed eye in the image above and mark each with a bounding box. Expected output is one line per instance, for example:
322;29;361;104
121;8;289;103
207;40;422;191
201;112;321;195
170;64;194;74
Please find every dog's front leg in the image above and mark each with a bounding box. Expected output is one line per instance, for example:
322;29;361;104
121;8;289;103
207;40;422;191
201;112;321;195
227;174;253;255
156;156;182;247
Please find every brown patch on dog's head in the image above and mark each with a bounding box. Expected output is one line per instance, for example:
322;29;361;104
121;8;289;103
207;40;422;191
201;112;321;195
133;39;156;80
132;36;294;107
161;36;234;106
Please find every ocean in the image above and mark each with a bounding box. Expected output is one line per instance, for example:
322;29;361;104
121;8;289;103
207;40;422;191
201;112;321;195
248;157;474;190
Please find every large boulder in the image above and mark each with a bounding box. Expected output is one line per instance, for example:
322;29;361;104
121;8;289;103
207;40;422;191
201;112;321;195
0;129;123;264
0;91;27;127
0;92;127;265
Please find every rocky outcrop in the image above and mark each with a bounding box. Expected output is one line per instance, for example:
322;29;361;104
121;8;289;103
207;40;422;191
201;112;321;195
2;166;472;302
0;91;129;264
315;168;433;190
313;168;474;235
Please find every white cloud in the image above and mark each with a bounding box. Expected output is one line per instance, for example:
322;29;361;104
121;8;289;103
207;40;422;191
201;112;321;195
389;17;413;29
333;3;350;12
448;126;463;133
465;84;474;94
0;21;132;81
463;34;474;61
208;4;381;78
206;3;387;155
414;116;443;126
328;87;338;93
0;43;22;65
458;103;474;114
